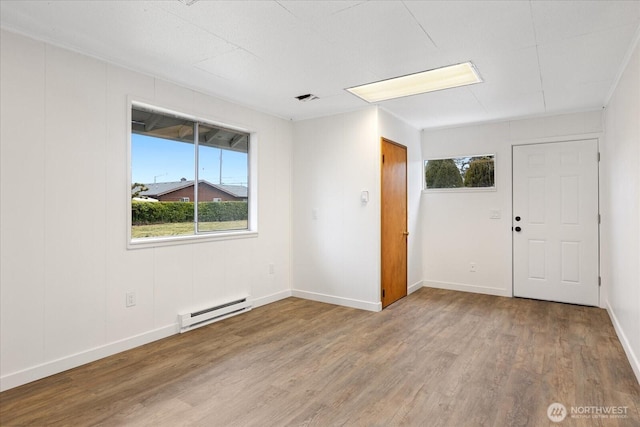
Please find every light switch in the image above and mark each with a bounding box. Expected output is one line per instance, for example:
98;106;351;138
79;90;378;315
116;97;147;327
361;190;369;204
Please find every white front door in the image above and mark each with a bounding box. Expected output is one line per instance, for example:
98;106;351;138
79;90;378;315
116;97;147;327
513;139;599;306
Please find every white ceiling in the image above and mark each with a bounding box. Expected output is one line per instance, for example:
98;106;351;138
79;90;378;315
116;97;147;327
1;0;638;129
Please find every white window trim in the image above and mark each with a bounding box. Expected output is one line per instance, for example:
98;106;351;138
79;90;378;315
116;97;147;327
127;98;258;250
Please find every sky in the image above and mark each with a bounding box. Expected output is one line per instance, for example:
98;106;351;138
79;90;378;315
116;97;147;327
131;134;248;186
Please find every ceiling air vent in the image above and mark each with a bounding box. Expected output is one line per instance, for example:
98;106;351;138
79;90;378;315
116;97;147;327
295;94;319;102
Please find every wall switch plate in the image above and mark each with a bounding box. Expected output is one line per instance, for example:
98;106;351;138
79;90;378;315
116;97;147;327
490;209;501;219
470;263;477;273
126;291;136;307
269;263;275;275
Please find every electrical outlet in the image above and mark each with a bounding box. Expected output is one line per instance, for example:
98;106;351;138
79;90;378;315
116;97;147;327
470;263;477;273
126;291;136;307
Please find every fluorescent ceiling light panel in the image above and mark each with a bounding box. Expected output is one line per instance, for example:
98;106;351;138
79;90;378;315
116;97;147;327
346;62;482;103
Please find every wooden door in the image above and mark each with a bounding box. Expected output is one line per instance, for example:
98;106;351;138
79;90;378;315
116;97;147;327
381;138;408;308
513;140;599;306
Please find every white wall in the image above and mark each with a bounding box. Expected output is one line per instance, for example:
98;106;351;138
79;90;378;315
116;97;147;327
0;30;292;391
601;38;640;383
291;107;422;311
291;108;381;311
421;111;603;298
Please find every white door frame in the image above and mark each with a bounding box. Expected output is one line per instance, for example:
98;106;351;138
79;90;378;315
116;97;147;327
511;137;601;307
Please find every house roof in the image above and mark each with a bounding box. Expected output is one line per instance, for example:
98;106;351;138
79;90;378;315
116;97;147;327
214;184;248;198
140;180;247;199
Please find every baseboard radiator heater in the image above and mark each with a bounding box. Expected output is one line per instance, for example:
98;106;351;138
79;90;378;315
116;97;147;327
178;295;252;333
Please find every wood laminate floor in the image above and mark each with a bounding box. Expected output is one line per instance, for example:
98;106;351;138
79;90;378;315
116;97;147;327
1;288;639;427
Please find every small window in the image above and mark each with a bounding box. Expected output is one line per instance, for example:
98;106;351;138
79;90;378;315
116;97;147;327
130;103;250;241
424;155;495;190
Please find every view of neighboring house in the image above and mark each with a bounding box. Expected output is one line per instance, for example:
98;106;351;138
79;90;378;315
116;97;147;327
139;178;248;202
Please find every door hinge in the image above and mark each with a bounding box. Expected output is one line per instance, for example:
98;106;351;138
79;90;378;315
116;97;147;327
598;214;601;224
382;289;385;298
598;277;602;287
597;152;601;162
382;154;385;164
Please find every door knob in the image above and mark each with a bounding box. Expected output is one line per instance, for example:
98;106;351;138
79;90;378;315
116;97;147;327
403;231;409;236
515;226;522;232
515;216;521;221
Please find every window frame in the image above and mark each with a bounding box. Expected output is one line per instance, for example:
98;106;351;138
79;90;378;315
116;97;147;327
422;153;497;193
127;99;258;249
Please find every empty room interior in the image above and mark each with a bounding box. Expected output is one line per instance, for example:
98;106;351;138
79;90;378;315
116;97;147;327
1;0;639;425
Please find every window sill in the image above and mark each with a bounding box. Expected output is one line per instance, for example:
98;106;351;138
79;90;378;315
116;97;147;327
128;230;258;250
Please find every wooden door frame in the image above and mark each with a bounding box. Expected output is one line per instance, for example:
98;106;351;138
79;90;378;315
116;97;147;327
380;137;408;308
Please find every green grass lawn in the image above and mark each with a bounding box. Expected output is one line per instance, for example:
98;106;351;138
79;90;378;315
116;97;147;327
132;220;248;238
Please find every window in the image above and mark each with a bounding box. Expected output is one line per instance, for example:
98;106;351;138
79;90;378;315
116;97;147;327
130;103;250;241
424;154;495;190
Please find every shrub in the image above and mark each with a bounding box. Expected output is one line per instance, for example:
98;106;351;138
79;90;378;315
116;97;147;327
198;201;248;222
132;201;247;225
425;159;463;188
464;156;495;187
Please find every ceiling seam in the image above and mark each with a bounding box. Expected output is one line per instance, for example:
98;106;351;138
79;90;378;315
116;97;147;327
274;1;295;17
401;1;438;49
468;88;488;114
534;46;546;112
529;0;547;112
157;2;243;55
330;1;369;16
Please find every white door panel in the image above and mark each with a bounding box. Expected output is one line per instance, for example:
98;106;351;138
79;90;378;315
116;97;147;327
513;140;599;306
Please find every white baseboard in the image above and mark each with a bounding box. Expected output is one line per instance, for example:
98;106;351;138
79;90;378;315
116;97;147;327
408;280;423;295
1;291;294;392
252;289;292;308
292;289;382;312
606;300;640;385
423;280;512;298
0;324;176;392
